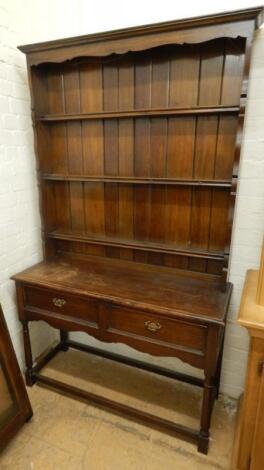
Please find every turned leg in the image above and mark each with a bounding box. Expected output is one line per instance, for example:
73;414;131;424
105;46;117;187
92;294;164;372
198;375;214;454
60;329;69;351
214;339;224;400
22;320;35;386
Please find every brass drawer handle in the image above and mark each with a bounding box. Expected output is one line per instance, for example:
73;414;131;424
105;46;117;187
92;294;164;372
144;320;162;333
52;298;66;308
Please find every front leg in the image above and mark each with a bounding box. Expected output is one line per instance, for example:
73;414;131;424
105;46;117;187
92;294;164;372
198;374;215;454
22;320;36;386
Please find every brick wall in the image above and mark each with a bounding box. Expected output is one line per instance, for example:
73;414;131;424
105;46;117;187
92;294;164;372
0;2;55;367
0;1;263;398
221;27;264;397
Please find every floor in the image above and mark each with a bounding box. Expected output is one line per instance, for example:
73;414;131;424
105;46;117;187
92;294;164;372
0;348;237;469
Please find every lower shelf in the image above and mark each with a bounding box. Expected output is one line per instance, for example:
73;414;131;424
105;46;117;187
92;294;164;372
48;230;225;261
28;338;212;454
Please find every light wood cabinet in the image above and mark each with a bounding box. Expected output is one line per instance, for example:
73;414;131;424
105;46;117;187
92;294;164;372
232;264;264;469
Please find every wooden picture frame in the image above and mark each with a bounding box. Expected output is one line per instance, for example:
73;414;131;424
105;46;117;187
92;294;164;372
0;304;32;451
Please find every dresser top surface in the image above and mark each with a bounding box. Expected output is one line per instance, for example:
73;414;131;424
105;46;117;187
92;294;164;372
13;256;232;325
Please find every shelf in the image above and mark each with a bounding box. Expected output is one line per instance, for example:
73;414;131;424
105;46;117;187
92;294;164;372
36;105;239;122
47;231;225;261
41;175;232;188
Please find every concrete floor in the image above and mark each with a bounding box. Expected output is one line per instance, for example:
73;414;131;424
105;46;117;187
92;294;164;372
0;349;236;469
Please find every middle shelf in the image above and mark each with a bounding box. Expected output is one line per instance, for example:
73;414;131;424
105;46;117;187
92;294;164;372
41;175;233;188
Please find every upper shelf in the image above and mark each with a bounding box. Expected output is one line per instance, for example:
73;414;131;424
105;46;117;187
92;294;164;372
36;105;239;122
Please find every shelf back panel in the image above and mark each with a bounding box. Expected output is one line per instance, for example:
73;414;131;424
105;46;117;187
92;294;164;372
29;37;247;277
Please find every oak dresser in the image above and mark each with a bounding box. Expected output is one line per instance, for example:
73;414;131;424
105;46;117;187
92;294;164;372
13;7;263;453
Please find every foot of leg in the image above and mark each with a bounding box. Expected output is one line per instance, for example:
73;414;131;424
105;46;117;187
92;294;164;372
198;432;209;454
60;330;69;351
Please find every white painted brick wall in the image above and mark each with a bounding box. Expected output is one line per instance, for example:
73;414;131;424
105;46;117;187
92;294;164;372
0;2;55;369
0;0;263;399
221;26;264;398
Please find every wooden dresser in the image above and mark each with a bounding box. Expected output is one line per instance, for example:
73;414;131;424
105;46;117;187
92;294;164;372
12;7;263;454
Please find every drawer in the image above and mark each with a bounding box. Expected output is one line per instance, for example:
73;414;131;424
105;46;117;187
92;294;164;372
107;305;207;352
24;286;98;324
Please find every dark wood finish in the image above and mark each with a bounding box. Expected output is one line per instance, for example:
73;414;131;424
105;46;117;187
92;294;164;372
14;7;262;454
37;105;239;121
13;255;232;452
0;304;32;451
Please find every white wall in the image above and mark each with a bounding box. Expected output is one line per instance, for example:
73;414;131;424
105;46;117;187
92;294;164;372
0;1;55;367
0;0;263;398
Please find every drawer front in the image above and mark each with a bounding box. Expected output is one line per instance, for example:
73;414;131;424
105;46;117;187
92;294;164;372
107;305;207;352
24;286;98;324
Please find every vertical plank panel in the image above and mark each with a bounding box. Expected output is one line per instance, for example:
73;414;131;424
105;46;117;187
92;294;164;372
169;46;200;107
134;185;150;242
118;56;134;176
134;52;152;260
105;183;120;258
166;46;196;266
105;183;119;236
151;49;169;108
47;65;67;181
63;65;80;113
80;53;105;253
47;64;64;114
36;123;50;173
221;39;245;105
69;182;85;233
49;123;68;174
67;122;83;175
82;120;104;175
164;255;189;269
119;185;134;240
103;61;118;111
150;118;167;177
134;119;150;176
103;61;119;257
118;55;134;110
149;186;165;243
42;182;56;232
191;40;224;271
209;190;229;252
190;188;211;249
134;120;150;258
194;116;218;179
214;115;237;180
80;62;103;112
135;52;152;108
188;258;207;273
150;50;168;181
84;182;105;236
167;117;195;178
55;182;71;232
118;57;135;259
148;49;168;263
199;42;225;106
63;66;83;175
119;119;134;176
166;187;191;246
31;66;48;115
104;120;119;175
